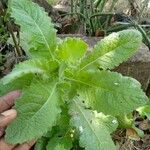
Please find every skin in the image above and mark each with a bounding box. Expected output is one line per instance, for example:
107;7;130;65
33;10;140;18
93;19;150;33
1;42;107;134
0;91;35;150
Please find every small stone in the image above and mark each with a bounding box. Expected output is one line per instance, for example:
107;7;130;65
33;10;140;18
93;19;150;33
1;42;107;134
139;120;150;131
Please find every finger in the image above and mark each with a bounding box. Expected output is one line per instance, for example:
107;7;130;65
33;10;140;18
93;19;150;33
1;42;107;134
0;109;17;128
14;141;36;150
0;91;21;113
0;127;5;137
0;138;16;150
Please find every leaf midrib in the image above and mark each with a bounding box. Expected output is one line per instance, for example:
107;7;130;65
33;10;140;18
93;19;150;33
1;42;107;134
22;81;58;135
73;100;101;149
13;7;55;60
65;77;112;93
65;76;136;96
79;39;137;71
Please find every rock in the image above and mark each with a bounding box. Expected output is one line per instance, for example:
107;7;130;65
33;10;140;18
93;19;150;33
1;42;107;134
139;120;150;131
59;34;150;90
115;44;150;91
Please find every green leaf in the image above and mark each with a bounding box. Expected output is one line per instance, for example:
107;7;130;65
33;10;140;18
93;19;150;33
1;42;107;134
0;74;33;96
57;38;88;64
5;80;61;144
79;30;142;71
69;98;116;150
137;105;150;119
55;105;71;135
46;136;72;150
9;0;57;58
66;70;148;116
96;113;118;133
1;59;58;85
0;53;2;63
34;137;48;150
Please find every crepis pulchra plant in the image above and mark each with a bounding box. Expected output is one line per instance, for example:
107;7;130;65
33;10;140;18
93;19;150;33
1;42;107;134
0;0;149;150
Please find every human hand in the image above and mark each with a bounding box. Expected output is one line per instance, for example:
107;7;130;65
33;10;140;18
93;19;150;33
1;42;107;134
0;91;35;150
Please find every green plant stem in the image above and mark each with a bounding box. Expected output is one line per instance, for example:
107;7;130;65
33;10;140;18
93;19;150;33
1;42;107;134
60;12;86;20
7;21;23;57
98;0;107;12
117;114;133;128
84;0;88;19
134;23;150;50
70;0;74;16
0;1;22;57
94;0;102;8
114;22;150;28
104;0;118;30
147;31;150;36
74;0;78;14
107;25;130;33
0;1;5;16
90;13;114;34
80;0;85;20
90;0;94;14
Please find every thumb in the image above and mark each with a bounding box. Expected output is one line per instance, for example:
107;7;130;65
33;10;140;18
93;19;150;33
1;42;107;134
0;109;17;128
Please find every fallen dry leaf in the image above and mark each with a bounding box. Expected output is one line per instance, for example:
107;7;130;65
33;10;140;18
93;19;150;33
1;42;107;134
126;128;140;141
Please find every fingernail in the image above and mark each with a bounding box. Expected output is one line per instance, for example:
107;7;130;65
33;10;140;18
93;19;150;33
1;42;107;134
1;109;17;117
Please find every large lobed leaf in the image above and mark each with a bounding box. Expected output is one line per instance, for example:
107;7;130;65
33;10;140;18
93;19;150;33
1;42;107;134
1;59;58;85
9;0;57;58
57;38;88;65
5;80;61;144
69;98;117;150
0;74;33;96
79;30;142;71
46;136;72;150
34;137;48;150
66;70;149;116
